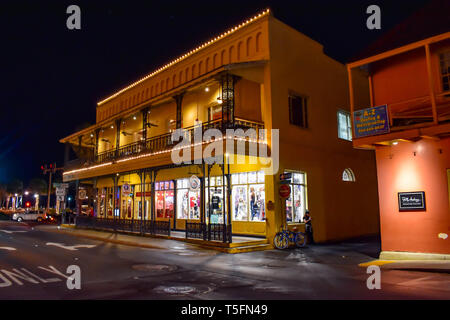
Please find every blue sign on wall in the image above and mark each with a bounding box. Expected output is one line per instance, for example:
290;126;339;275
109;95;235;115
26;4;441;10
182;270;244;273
353;105;390;139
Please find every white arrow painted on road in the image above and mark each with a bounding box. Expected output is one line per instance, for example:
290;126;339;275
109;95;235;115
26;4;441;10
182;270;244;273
0;230;27;234
0;247;16;251
46;242;96;251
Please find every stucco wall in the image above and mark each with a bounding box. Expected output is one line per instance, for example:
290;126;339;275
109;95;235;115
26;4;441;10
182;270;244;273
376;138;450;254
267;17;380;242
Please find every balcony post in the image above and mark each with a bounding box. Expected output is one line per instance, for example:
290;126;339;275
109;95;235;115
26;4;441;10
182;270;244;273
221;74;236;129
150;170;156;221
113;174;118;231
425;44;438;124
94;129;100;160
201;161;206;240
140;170;145;234
77;135;83;155
142;108;149;142
115;119;121;157
347;65;356;136
173;93;184;129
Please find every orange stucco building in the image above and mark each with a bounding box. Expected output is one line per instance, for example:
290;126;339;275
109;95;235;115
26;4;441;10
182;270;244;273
60;10;379;248
348;32;450;258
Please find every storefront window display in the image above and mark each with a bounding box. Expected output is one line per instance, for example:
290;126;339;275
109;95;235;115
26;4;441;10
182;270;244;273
155;181;174;219
98;188;106;217
206;176;228;224
231;171;265;222
285;172;307;223
176;179;201;220
121;185;134;219
107;187;114;217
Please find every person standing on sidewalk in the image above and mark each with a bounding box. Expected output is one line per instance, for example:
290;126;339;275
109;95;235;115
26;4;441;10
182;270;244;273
303;210;314;244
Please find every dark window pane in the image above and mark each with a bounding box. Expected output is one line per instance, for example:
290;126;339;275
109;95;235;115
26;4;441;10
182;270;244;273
289;95;307;128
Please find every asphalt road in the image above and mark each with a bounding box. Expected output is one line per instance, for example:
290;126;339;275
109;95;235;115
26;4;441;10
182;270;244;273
0;221;449;300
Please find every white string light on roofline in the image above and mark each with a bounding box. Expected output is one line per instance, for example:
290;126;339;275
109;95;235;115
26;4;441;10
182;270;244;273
97;9;271;106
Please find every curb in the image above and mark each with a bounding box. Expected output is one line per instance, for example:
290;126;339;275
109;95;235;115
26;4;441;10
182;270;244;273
358;259;450;273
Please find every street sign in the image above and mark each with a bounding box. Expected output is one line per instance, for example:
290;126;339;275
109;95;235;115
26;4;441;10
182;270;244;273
279;173;292;181
57;195;65;201
53;183;69;188
279;184;291;198
56;188;66;196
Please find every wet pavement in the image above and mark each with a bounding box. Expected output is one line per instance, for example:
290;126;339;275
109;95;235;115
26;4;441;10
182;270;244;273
0;221;449;300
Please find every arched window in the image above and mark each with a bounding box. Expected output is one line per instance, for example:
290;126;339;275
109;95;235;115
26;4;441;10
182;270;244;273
342;168;356;182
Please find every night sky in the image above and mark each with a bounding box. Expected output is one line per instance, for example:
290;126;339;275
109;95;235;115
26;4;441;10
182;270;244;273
0;0;434;186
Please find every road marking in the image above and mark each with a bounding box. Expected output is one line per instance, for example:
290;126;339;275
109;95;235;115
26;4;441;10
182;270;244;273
46;242;96;251
0;230;27;234
0;247;16;251
0;266;65;288
359;260;396;267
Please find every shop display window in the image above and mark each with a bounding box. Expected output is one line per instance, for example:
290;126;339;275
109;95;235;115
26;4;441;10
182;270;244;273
155;181;174;219
231;171;265;222
176;179;201;220
285;171;307;223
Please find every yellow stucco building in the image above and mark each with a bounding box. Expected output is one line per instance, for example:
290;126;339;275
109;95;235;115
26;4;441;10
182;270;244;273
61;9;379;247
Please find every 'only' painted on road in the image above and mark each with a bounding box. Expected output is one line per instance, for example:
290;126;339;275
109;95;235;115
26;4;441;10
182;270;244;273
0;265;69;288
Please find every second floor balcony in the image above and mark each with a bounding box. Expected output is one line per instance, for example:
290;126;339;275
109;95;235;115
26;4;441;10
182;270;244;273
64;117;266;174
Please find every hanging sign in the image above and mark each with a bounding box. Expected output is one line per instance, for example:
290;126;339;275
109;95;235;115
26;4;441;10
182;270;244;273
78;189;87;200
122;184;131;195
189;175;200;192
353;104;390;138
398;192;426;211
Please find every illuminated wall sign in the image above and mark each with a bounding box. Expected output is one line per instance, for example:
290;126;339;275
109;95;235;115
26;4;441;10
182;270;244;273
353;105;390;138
398;192;426;211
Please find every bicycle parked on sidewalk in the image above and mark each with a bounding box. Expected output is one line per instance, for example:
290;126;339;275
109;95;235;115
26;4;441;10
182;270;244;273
273;226;306;249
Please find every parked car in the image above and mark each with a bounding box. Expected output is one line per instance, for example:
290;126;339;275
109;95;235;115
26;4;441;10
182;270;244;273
12;210;47;222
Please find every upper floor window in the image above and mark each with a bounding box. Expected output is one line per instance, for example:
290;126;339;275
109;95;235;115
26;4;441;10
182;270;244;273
337;110;352;141
440;51;450;92
289;93;308;128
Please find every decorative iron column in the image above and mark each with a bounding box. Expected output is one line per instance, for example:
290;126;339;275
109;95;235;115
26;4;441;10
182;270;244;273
142;108;149;142
94;128;100;160
226;156;232;243
150;170;156;221
78;135;83;156
115;119;121;157
113;174;118;231
140;170;145;234
207;164;212;241
221;74;237;129
173;93;184;129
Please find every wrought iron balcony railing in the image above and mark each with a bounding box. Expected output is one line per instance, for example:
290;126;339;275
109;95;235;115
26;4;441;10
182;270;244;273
94;118;264;164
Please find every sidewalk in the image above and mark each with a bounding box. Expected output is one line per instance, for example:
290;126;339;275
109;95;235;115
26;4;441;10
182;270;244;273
359;259;450;273
47;225;271;253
